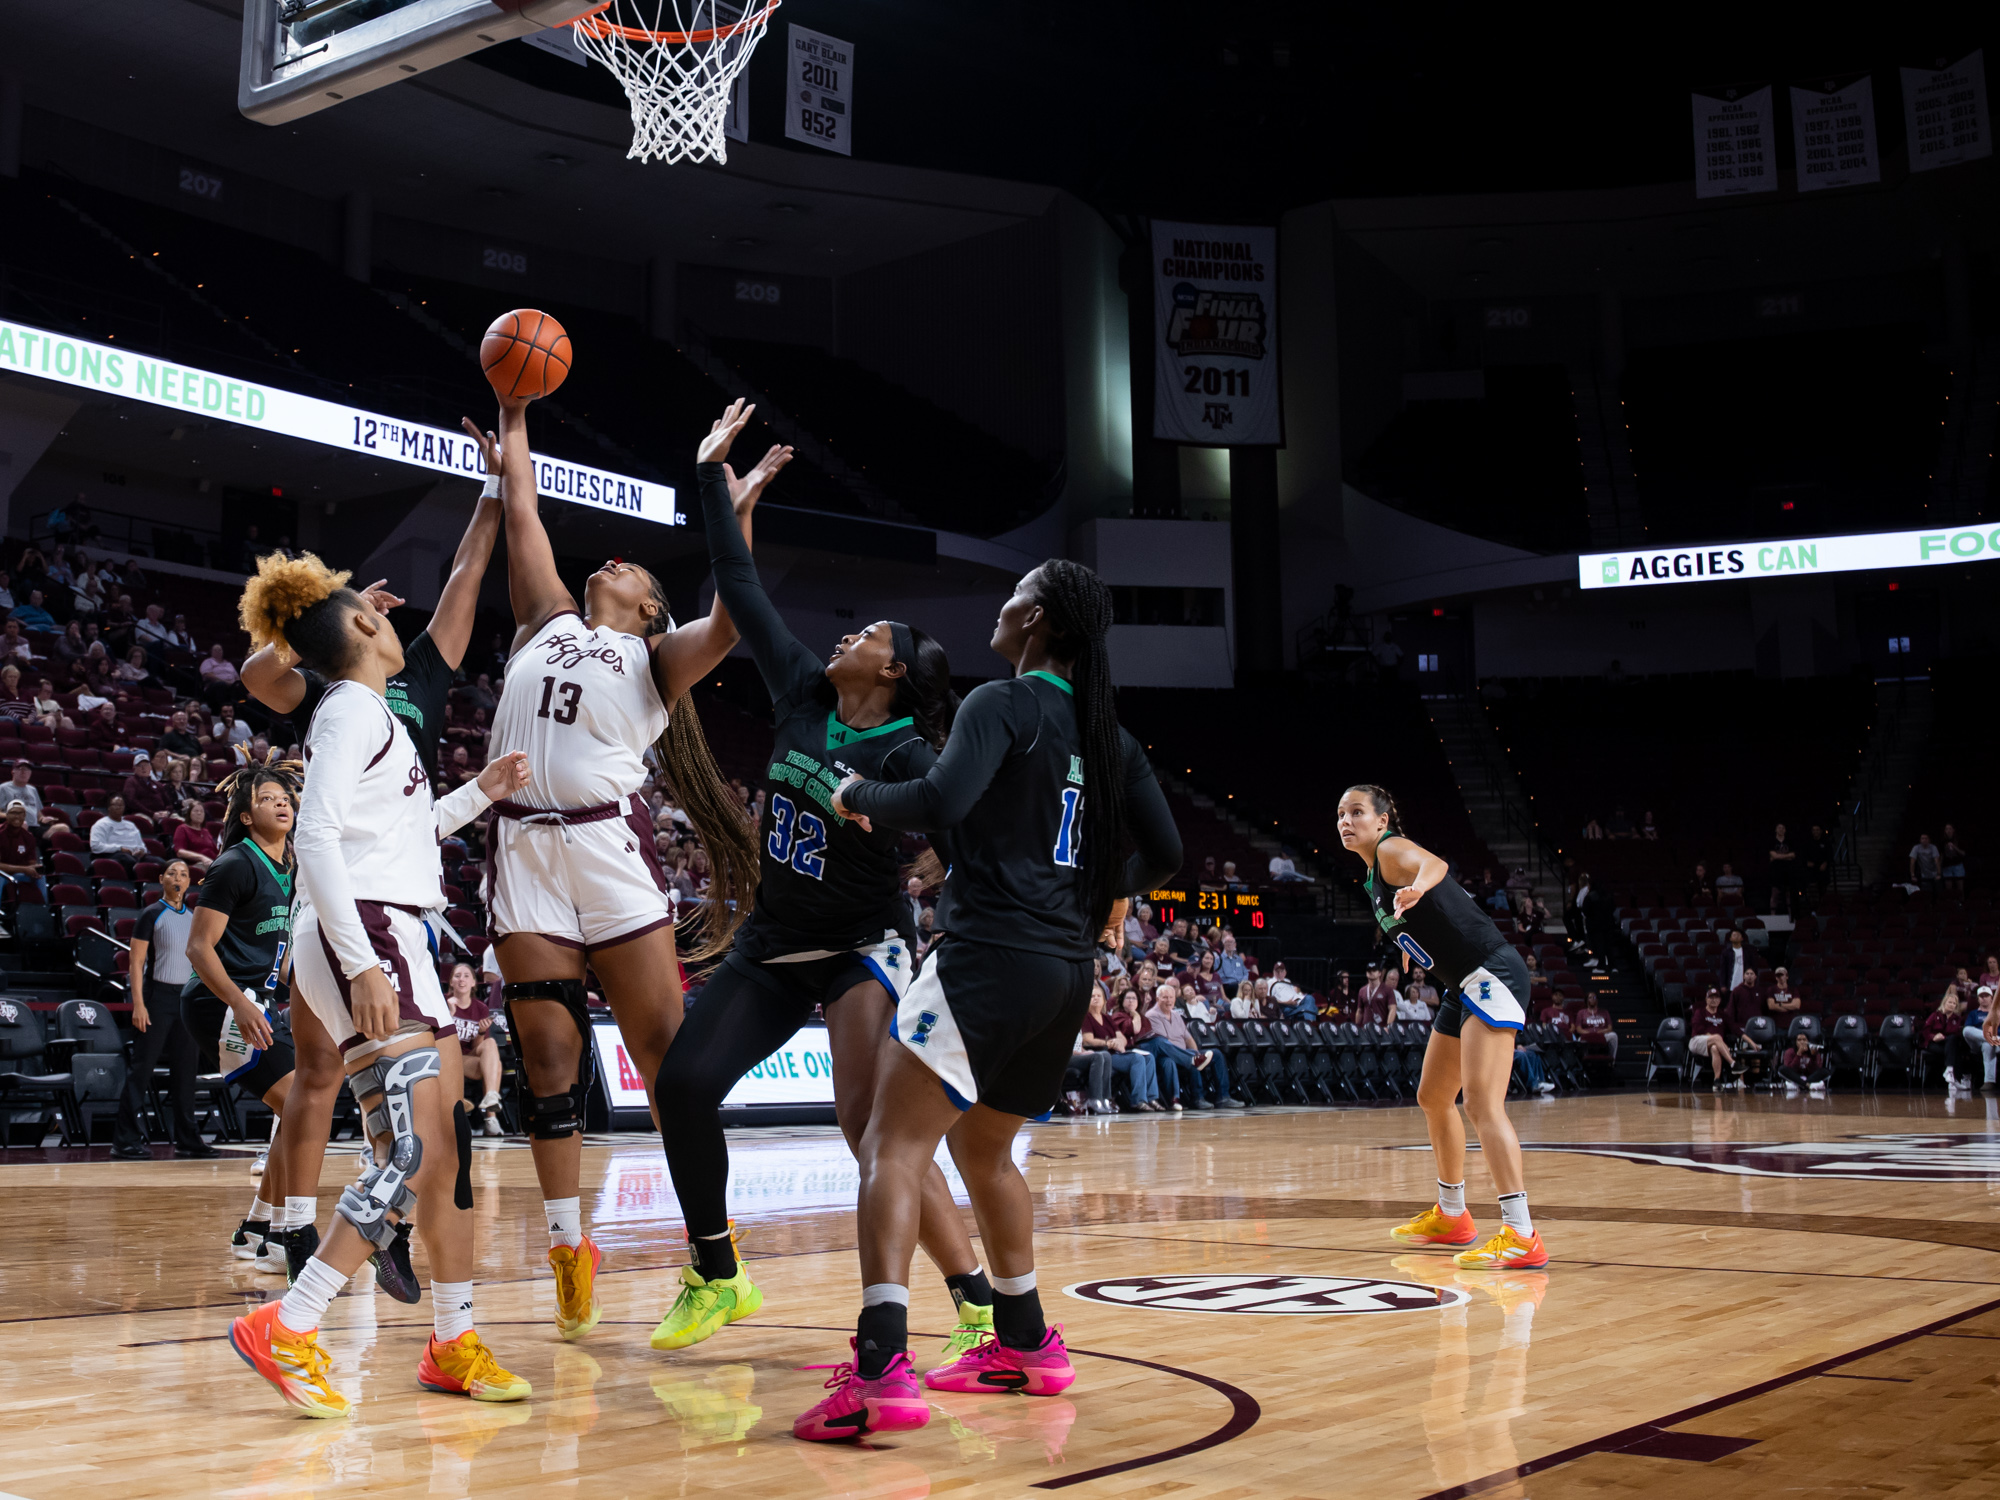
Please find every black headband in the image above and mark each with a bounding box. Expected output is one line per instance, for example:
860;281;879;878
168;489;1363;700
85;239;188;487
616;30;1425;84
888;621;915;672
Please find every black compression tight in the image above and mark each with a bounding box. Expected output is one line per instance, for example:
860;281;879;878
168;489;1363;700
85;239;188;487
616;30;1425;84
655;960;815;1242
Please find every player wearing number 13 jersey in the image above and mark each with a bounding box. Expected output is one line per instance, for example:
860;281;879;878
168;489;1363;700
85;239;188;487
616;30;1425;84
651;452;996;1359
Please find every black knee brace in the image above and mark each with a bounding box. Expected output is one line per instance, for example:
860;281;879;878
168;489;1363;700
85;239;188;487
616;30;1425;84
503;977;596;1088
453;1101;474;1210
527;1089;582;1140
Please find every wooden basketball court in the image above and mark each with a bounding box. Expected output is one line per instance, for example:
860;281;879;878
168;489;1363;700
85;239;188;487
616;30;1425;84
5;1093;1999;1499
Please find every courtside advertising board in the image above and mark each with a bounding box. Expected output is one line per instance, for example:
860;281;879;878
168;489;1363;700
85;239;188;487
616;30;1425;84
0;318;674;526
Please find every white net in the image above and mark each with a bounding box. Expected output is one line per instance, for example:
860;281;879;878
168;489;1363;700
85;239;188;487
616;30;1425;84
571;0;778;166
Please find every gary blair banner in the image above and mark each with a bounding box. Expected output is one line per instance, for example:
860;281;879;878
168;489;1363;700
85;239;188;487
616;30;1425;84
1151;221;1282;446
1579;524;2000;590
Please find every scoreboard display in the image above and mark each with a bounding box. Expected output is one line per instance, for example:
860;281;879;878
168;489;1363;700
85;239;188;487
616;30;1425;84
1146;888;1265;930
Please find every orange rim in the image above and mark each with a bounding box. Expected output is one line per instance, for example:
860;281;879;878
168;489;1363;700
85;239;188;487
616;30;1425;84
573;0;779;46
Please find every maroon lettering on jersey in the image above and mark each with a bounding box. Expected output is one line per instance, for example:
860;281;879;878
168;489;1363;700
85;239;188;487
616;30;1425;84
541;630;628;677
403;763;427;797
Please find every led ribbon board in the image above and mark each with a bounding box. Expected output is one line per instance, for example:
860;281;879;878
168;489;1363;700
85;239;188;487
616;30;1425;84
0;318;676;526
1579;524;2000;590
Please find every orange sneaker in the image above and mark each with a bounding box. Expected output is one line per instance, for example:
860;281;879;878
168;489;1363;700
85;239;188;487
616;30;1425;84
1453;1226;1549;1271
229;1300;350;1418
418;1331;533;1402
549;1235;604;1341
1389;1204;1479;1247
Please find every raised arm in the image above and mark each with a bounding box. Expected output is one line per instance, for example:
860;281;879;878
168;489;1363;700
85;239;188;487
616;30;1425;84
697;444;818;704
479;401;575;651
428;426;509;670
241;577;411;718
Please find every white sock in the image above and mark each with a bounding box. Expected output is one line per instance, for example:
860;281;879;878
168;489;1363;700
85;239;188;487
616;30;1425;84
433;1280;475;1343
860;1283;910;1307
247;1197;275;1225
1437;1180;1466;1216
545;1197;584;1249
1497;1192;1533;1235
286;1196;317;1233
991;1270;1038;1295
278;1256;347;1333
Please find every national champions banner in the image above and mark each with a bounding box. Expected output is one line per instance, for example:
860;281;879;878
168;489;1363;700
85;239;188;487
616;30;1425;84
1151;221;1282;446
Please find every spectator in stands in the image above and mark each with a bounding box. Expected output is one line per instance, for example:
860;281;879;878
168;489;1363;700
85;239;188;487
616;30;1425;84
90;794;146;869
206;702;251;751
29;677;67;731
1221;861;1248;892
1080;988;1159;1111
1764;967;1802;1021
1146;933;1179;978
49;618;85;676
1980;956;2000;999
1939;824;1968;898
1607;806;1637;839
687;846;712;894
3;762;50;828
1267;962;1313;1020
1907;833;1942;895
1215;932;1247;993
1576;993;1616;1060
1180;975;1219;1025
0;665;31;720
13;546;48;595
1581;816;1604;840
1688;987;1748;1088
1398;967;1436;1022
1924;990;1975;1093
1778;1035;1830;1095
102;595;138;655
1228;978;1264;1021
1182;949;1225;1010
0;570;12;613
1196;855;1223;891
465;672;499;715
1356;965;1396;1027
1641;810;1659;840
76;642;114;701
121;751;170;819
116;645;151;686
1270;847;1309;883
172;800;217;876
1145;979;1239;1108
1966;986;1997;1094
1522;952;1549;996
135;603;171;653
1167;917;1198;961
1766;825;1798;912
0;800;46;901
1729;966;1762;1031
160;759;195;820
0;618;32;667
165;613;196;655
200;642;242;708
445;744;478;788
70;559;104;617
1718;928;1750;992
1797;824;1830;900
157;710;202;759
1063;1032;1114;1114
1714;863;1745;901
10;588;55;633
1687;863;1715;903
1539;1000;1573;1036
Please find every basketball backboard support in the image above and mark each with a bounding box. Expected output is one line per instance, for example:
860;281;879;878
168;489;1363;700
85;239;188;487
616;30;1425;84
239;0;606;125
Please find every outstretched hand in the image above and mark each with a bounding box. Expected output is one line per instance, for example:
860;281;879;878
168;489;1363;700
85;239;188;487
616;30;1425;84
461;417;504;480
358;578;405;616
477;750;531;802
1392;885;1426;917
698;398;756;466
726;443;794;515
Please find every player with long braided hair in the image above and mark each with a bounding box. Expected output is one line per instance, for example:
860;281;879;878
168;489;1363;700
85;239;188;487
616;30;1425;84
478;392;774;1340
795;560;1182;1440
648;438;997;1361
1337;784;1549;1270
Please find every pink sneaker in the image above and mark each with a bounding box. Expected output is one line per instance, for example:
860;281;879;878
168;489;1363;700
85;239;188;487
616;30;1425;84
924;1326;1075;1395
793;1347;930;1441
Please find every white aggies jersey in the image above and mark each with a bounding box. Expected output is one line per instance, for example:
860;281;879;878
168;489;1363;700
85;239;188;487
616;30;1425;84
492;610;668;810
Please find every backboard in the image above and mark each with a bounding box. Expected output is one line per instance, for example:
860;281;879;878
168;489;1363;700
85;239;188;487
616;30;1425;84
238;0;606;125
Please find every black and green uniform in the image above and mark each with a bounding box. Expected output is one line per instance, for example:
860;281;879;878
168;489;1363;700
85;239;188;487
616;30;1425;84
186;838;297;1094
1365;835;1528;1036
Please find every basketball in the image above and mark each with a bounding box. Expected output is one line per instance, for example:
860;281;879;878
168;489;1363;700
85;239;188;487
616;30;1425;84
480;309;572;401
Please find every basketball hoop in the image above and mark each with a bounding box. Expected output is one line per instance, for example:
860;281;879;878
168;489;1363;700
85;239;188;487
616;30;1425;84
570;0;779;166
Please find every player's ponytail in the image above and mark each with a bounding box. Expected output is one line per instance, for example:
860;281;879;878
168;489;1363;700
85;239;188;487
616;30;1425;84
634;565;759;964
1028;559;1127;934
238;552;362;674
892;624;958;752
1345;784;1405;841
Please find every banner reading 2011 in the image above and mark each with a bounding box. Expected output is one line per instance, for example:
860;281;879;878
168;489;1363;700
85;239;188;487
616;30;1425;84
1152;221;1282;447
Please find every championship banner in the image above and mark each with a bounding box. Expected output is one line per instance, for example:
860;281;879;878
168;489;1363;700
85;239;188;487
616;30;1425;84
1691;86;1777;198
1790;75;1880;191
1151;221;1282;447
0;317;675;525
784;25;852;156
1902;51;1991;172
1579;523;2000;591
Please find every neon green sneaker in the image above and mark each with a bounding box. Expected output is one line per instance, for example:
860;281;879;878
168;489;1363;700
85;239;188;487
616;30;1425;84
935;1301;994;1369
650;1261;763;1351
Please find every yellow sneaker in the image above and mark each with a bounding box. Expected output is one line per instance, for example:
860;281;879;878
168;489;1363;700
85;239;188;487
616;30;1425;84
649;1260;763;1350
229;1300;351;1418
935;1300;994;1367
1389;1204;1479;1246
549;1235;604;1341
1453;1226;1549;1270
418;1331;533;1402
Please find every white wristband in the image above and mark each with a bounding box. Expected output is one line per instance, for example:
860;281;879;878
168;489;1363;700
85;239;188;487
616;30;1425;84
480;475;502;499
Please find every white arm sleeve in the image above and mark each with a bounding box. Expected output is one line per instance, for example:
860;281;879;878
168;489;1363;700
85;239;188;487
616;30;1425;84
294;689;378;980
435;778;495;840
